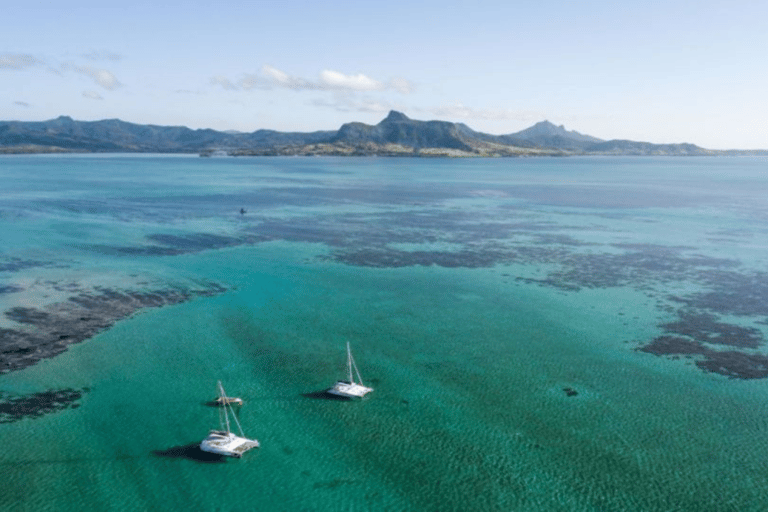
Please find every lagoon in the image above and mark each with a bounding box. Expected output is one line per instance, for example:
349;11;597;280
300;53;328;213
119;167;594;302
1;155;768;511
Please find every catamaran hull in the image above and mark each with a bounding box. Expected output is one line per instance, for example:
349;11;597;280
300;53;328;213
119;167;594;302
200;430;260;458
327;381;374;399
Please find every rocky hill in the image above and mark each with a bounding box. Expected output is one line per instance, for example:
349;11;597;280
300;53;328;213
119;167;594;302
1;111;760;156
0;116;334;153
501;121;604;151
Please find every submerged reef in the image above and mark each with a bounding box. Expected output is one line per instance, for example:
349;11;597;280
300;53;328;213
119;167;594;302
640;336;768;379
0;282;226;374
659;311;763;349
43;193;768;381
638;309;768;379
0;257;55;273
0;388;84;423
672;270;768;317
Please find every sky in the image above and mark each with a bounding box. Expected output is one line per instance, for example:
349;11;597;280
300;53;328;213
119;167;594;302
2;0;767;149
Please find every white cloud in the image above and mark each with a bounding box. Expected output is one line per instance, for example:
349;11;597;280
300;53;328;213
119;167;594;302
318;70;384;91
82;90;103;100
71;65;122;90
260;64;316;90
0;53;42;69
211;65;413;94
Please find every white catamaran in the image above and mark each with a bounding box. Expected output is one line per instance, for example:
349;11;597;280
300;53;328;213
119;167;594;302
200;381;259;458
327;342;374;399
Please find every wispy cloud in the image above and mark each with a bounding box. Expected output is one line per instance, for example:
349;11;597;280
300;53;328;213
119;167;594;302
82;90;103;100
212;65;413;94
310;94;402;114
210;75;239;90
69;64;122;90
308;95;540;124
419;104;543;122
0;53;43;70
4;52;124;100
14;100;31;107
257;65;316;90
389;77;414;94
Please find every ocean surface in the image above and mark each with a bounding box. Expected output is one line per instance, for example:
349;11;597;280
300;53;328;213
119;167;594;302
2;154;768;511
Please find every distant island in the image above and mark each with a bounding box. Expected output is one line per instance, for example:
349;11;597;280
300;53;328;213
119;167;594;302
1;111;765;157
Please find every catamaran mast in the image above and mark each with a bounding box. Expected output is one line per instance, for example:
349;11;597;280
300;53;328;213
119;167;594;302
229;402;245;437
217;381;232;433
219;380;247;437
347;342;354;383
347;342;365;386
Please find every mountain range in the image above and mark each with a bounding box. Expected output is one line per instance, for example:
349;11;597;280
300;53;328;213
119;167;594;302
1;111;764;156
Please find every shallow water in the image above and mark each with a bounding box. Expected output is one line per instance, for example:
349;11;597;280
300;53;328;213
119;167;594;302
2;155;768;511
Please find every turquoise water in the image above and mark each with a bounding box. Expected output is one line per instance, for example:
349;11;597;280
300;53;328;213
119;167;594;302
2;155;768;511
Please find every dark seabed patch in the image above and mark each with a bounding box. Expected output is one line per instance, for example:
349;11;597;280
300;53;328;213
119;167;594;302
313;478;358;490
639;335;768;379
84;207;592;263
330;247;513;268
41;181;462;227
87;232;269;257
0;257;55;273
68;199;768;381
0;388;84;423
660;311;763;349
631;268;768;379
496;183;710;209
672;270;768;317
513;245;738;292
0;282;227;374
638;307;768;379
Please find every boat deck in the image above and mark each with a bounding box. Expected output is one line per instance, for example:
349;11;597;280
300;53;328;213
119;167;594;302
328;380;374;399
200;430;260;457
215;396;243;406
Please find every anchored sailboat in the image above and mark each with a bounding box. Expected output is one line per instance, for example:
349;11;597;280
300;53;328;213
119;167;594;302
214;392;243;406
327;342;374;399
200;381;259;458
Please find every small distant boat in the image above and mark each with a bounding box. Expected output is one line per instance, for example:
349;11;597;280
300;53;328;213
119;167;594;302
200;381;259;458
215;395;243;406
214;388;243;406
327;342;374;399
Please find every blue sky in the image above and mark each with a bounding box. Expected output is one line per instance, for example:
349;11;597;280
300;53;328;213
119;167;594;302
2;0;767;149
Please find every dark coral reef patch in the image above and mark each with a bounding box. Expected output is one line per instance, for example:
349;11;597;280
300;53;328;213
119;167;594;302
0;388;84;423
0;282;226;374
660;311;763;349
639;309;768;379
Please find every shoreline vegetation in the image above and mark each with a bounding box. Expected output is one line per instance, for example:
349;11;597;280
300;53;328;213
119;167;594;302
3;111;766;157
